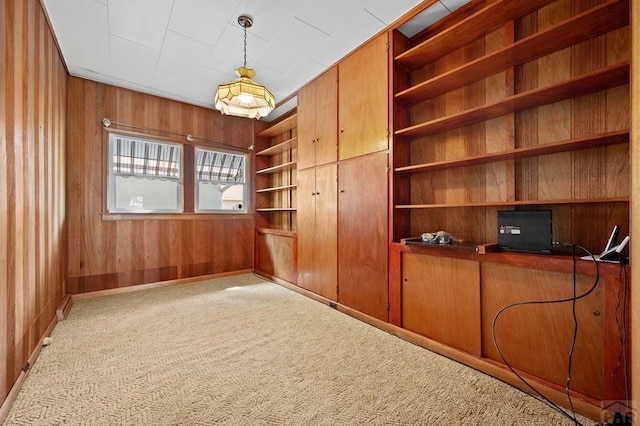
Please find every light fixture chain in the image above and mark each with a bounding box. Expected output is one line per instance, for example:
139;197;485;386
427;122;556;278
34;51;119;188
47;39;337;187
243;24;247;69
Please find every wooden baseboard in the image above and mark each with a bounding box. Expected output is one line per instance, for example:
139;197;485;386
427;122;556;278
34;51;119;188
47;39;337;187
72;269;252;300
0;314;58;423
56;294;73;320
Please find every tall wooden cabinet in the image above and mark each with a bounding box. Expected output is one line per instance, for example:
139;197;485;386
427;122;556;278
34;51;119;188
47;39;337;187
297;164;338;299
297;67;338;299
338;152;389;321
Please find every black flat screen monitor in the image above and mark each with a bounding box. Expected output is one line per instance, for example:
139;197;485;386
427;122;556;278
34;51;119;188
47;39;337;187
497;210;552;254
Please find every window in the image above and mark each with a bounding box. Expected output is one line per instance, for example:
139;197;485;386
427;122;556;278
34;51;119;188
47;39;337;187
195;147;247;213
108;134;183;213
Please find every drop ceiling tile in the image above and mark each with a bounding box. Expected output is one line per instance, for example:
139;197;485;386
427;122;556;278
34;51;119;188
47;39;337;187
44;0;109;51
296;0;372;35
63;41;111;77
153;69;203;104
205;24;270;74
108;0;173;50
168;0;237;45
365;0;423;25
109;36;159;86
307;10;385;67
157;31;214;79
230;0;304;42
270;58;325;98
255;18;328;74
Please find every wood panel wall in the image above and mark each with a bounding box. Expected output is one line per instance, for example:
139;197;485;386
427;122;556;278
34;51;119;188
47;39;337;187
1;0;68;407
631;0;639;412
66;78;255;293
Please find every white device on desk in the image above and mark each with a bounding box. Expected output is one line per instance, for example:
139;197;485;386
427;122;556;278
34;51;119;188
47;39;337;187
582;225;629;262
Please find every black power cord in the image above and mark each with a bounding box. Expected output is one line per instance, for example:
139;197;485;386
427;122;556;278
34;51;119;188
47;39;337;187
491;242;599;426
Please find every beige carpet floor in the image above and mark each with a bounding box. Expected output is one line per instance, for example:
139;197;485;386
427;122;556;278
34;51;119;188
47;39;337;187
3;273;590;425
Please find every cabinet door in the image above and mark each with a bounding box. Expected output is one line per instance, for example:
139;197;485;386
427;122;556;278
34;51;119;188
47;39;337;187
314;67;338;166
338;33;388;160
297;83;316;170
338;152;388;320
298;67;338;169
314;164;338;300
481;263;604;399
402;254;481;356
297;168;316;290
297;165;337;300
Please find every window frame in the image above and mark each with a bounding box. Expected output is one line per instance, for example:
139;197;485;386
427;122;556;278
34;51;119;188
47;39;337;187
103;129;251;216
107;133;184;214
194;145;248;214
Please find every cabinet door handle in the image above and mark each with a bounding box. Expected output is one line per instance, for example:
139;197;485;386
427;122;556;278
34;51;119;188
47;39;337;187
340;128;344;133
340;189;345;193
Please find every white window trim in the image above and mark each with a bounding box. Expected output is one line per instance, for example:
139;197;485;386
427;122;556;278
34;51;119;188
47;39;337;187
194;146;248;214
107;133;184;213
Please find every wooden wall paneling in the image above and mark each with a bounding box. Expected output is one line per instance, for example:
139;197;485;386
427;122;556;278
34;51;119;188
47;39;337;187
66;78;255;293
402;253;481;355
1;0;67;407
1;0;9;399
632;0;639;411
481;262;604;399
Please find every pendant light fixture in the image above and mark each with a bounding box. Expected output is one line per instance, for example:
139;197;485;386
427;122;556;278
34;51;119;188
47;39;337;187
214;15;275;120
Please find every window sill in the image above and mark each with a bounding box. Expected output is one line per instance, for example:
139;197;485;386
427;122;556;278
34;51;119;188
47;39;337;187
101;212;254;221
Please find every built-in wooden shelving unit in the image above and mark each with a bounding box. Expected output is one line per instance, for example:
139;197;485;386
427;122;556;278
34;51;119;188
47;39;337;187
392;0;630;253
388;1;631;418
254;112;298;231
253;110;299;284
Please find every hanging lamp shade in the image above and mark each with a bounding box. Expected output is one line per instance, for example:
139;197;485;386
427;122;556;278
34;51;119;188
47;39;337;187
214;67;275;120
214;16;275;120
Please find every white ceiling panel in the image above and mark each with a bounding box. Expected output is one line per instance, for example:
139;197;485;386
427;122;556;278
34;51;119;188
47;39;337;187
46;0;109;51
307;9;385;67
270;58;326;98
365;0;424;25
296;0;373;35
168;0;238;45
157;31;213;79
109;36;159;86
206;24;271;74
108;0;173;50
231;0;304;42
255;18;328;74
63;42;111;77
41;0;467;117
